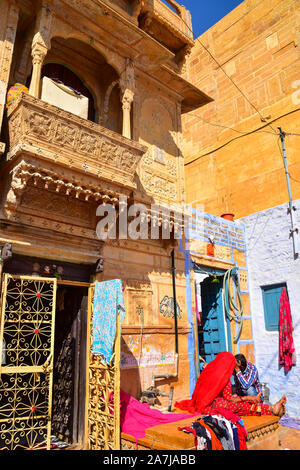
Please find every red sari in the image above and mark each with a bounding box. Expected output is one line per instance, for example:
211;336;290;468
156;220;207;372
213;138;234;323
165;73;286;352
203;380;272;416
175;351;273;416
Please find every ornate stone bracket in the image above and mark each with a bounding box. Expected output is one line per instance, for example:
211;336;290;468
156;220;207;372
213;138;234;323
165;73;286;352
176;44;193;72
131;0;145;19
4;161;124;215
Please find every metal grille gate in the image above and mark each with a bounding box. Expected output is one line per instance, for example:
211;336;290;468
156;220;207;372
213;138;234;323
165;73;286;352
0;274;56;450
85;283;121;450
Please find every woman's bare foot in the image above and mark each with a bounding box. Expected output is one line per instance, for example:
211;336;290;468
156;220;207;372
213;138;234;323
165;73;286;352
272;396;286;417
280;395;287;405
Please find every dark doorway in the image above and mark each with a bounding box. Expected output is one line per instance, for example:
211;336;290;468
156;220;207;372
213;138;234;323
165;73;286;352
51;283;89;448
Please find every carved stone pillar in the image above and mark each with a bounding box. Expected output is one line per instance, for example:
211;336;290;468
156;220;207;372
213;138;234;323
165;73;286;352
120;59;135;140
29;2;53;98
29;42;48;98
121;89;134;139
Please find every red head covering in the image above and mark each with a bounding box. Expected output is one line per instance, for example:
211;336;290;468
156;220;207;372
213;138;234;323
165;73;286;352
175;351;236;414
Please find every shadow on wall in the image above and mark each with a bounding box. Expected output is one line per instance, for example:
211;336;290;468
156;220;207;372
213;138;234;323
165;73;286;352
120;339;141;399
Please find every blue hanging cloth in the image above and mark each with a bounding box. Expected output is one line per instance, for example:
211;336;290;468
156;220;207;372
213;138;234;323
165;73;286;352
92;279;125;364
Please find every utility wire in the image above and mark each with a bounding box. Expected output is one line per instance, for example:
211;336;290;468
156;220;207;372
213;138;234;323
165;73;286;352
180;14;279;135
184;107;278;136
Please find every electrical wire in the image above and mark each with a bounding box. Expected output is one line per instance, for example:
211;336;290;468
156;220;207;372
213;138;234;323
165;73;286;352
183;107;278;136
179;11;279;136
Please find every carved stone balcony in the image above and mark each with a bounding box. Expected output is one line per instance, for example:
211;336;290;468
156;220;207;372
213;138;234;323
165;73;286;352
6;92;146;190
144;0;193;41
139;0;194;65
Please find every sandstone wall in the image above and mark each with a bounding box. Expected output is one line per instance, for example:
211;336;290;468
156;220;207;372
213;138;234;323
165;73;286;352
183;0;300;218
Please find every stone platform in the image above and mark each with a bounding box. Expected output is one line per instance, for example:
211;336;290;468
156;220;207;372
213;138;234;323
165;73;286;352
121;414;280;450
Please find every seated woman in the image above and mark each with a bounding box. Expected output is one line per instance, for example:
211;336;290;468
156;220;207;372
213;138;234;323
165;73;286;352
175;352;286;418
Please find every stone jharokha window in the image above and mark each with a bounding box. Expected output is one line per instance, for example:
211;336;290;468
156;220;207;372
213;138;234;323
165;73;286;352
261;282;288;331
25;62;97;122
41;63;96;122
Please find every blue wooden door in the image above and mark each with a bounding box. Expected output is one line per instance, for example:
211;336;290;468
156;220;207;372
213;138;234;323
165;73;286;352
200;277;227;362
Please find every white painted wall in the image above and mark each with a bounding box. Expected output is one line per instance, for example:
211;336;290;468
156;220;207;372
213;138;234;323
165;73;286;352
239;200;300;418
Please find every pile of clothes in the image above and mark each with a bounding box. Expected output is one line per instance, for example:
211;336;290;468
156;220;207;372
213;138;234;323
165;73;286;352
178;406;248;450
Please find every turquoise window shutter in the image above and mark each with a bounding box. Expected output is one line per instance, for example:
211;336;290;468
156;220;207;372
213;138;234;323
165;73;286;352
261;283;287;331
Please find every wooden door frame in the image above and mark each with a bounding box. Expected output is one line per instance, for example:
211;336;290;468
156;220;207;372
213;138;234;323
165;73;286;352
200;276;229;360
56;279;90;448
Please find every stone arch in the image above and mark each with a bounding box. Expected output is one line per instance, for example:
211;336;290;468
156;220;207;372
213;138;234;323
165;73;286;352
37;36;122;127
49;16;125;77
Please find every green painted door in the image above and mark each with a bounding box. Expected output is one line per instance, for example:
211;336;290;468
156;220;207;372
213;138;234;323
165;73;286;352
200;277;228;362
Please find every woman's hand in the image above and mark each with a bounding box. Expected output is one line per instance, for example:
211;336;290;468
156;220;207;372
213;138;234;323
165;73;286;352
245;393;261;403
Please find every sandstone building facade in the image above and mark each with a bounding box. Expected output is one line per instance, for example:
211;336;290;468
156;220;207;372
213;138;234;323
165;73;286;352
0;0;213;450
183;0;300;417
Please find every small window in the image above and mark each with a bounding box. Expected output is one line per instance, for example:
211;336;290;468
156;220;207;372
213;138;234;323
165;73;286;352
261;283;287;331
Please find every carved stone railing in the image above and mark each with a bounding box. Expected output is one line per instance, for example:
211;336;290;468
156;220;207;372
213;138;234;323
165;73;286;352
99;0;193;42
142;0;194;42
7;92;147;189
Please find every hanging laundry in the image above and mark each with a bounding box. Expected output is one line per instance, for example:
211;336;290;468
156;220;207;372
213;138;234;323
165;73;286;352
92;279;125;364
279;287;296;372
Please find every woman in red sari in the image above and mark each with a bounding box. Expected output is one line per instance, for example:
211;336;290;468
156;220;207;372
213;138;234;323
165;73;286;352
175;352;286;417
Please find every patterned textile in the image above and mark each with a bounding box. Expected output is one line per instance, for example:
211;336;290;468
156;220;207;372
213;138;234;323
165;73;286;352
279;287;296;372
178;420;223;450
235;361;262;396
6;83;28;108
92;279;125;364
203;380;273;417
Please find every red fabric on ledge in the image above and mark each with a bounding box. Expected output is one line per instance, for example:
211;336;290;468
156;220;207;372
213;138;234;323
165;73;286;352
174;351;236;414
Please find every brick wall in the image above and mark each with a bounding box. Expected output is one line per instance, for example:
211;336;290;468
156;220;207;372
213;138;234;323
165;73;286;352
183;0;300;219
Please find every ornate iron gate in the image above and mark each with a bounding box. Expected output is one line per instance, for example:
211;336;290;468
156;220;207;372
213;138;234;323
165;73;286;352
85;283;121;450
0;274;57;450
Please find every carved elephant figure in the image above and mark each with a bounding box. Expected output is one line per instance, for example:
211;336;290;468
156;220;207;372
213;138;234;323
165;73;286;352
159;295;182;319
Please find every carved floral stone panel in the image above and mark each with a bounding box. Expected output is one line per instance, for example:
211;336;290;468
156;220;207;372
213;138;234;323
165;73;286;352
7;93;146;189
138;94;179;203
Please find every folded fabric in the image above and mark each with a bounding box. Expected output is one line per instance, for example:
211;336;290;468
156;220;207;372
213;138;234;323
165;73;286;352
92;279;125;363
213;406;248;450
120;389;195;439
6;83;28;108
179;420;223;450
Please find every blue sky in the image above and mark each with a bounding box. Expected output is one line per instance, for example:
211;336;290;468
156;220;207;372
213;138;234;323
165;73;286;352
168;0;244;36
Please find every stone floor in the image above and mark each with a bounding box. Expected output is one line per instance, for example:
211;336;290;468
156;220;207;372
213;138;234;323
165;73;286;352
278;425;300;450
